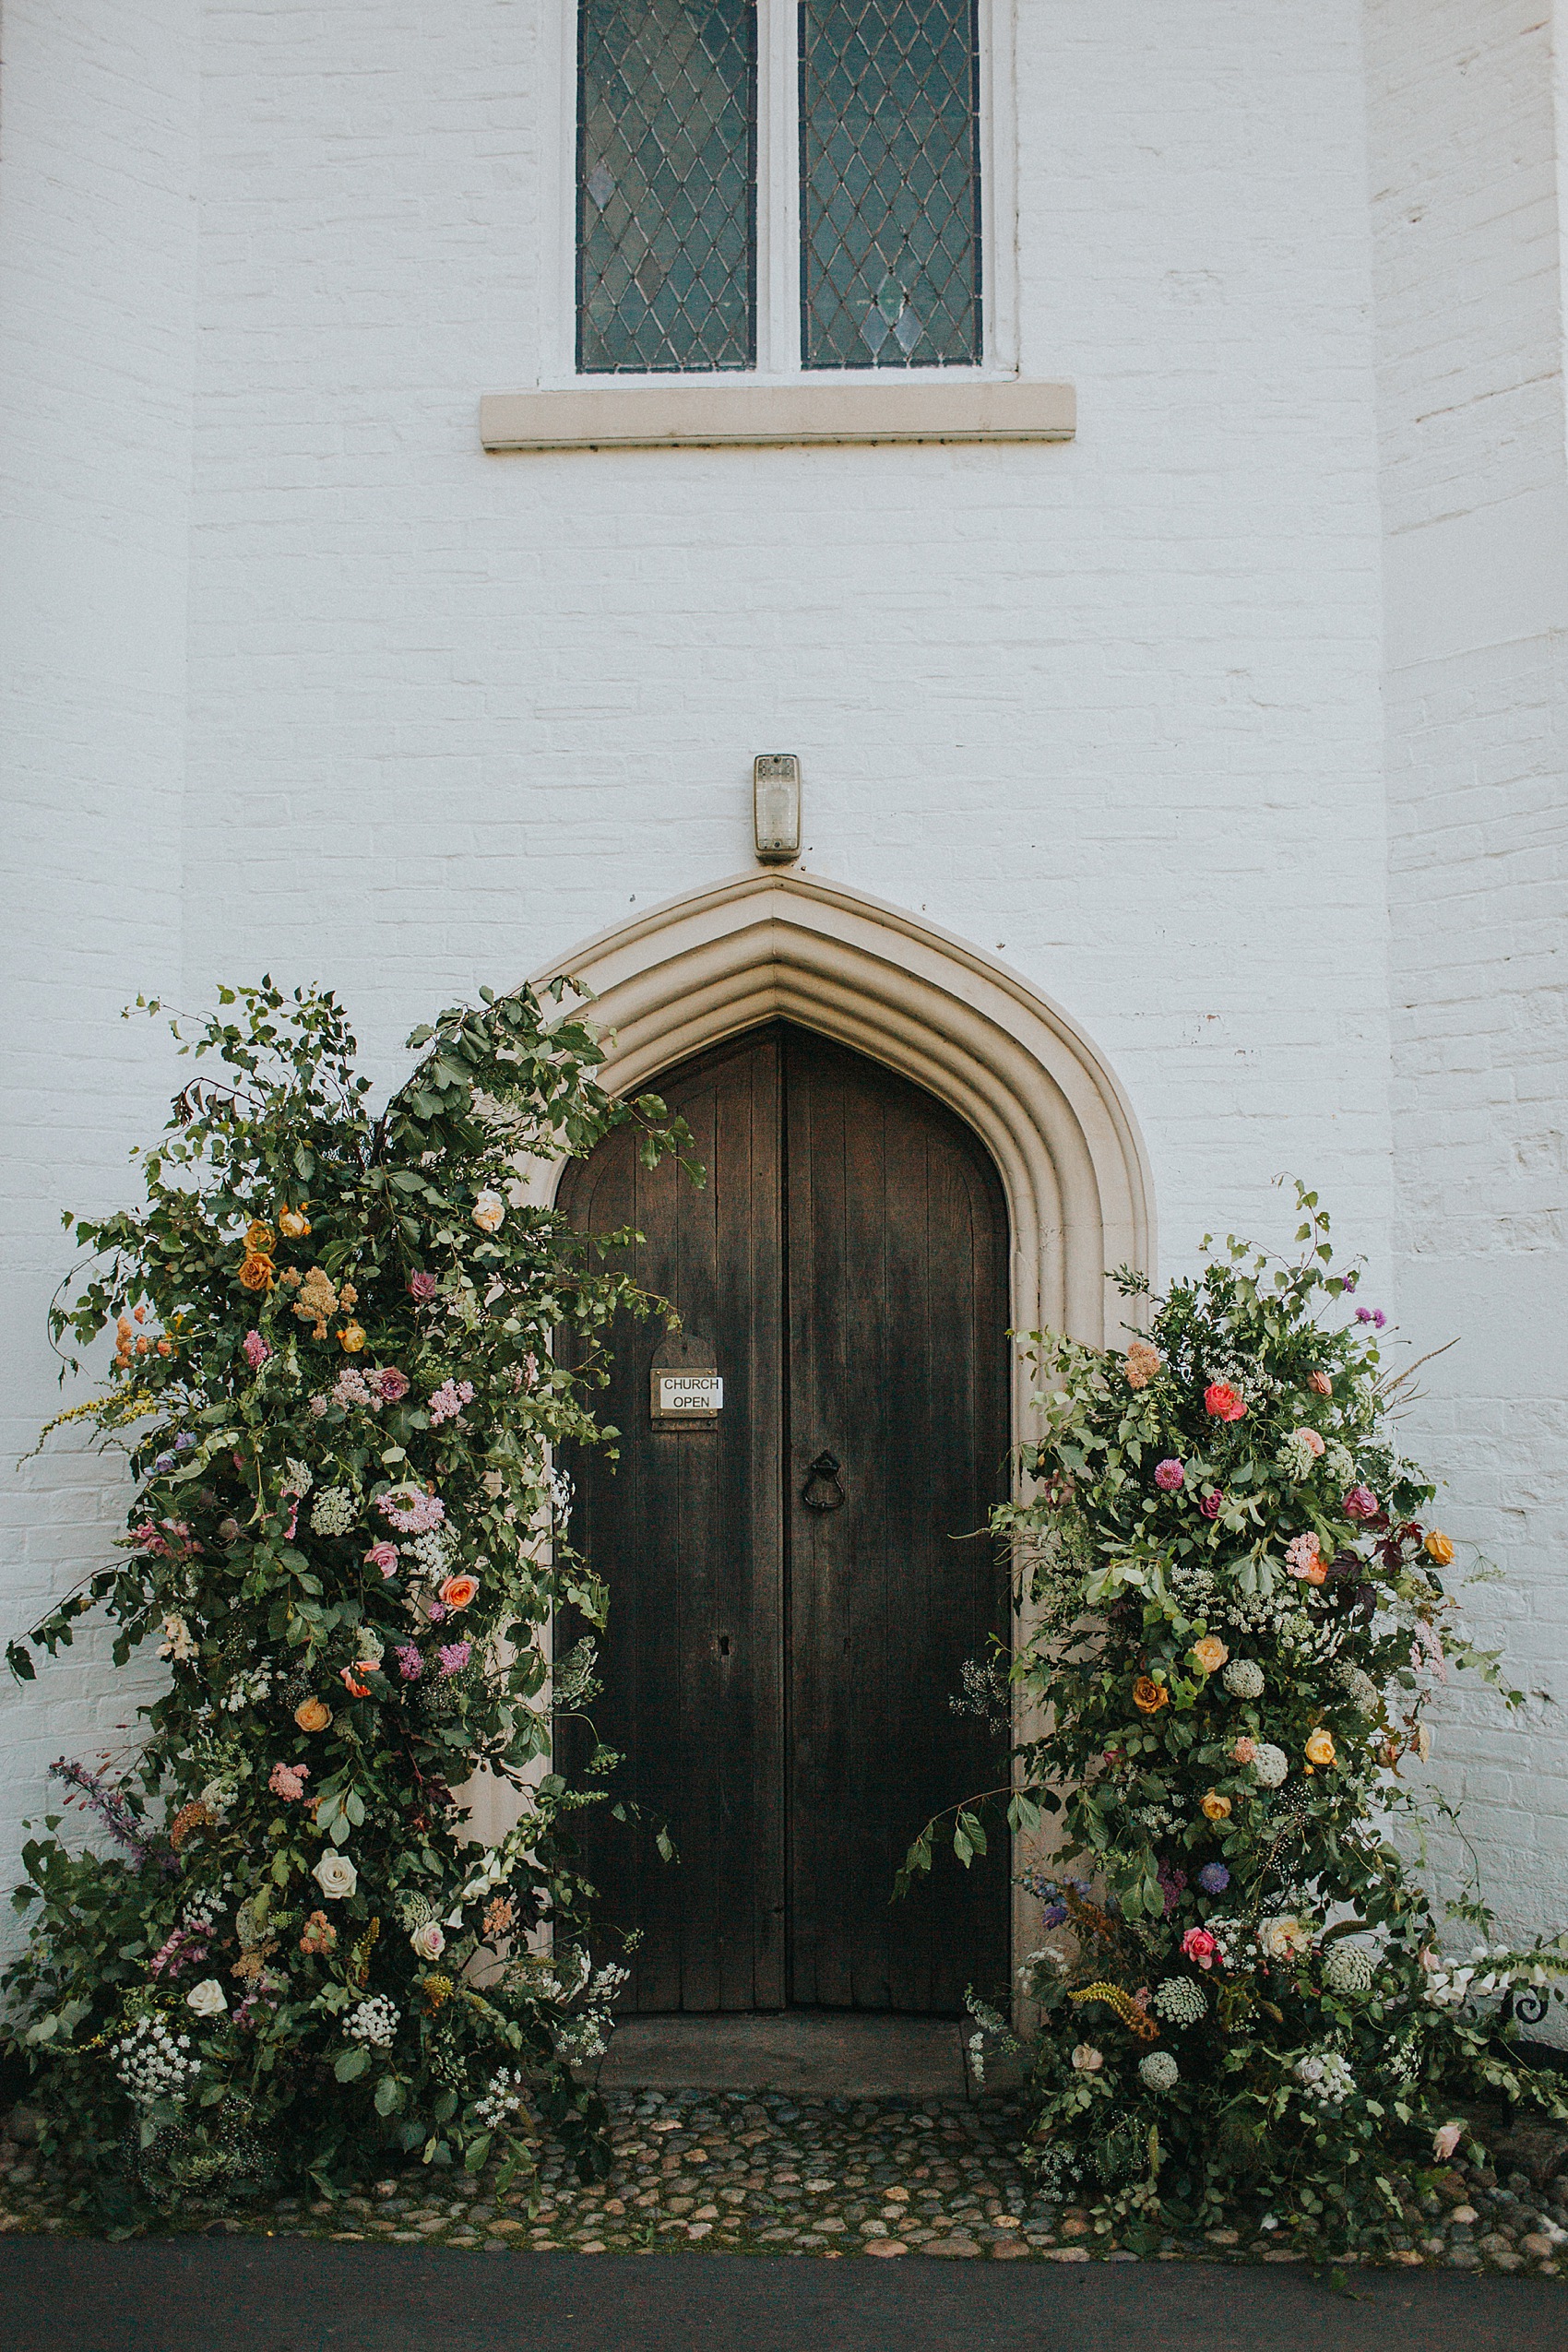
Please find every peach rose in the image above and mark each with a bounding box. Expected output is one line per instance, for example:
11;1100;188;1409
1304;1728;1336;1768
1309;1370;1332;1397
1192;1635;1229;1675
438;1574;479;1612
1200;1790;1232;1821
278;1206;312;1238
1424;1530;1455;1566
294;1697;332;1733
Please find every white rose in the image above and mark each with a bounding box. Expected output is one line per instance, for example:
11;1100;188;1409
313;1850;358;1901
472;1190;506;1234
1070;2042;1103;2073
410;1920;445;1962
185;1978;228;2018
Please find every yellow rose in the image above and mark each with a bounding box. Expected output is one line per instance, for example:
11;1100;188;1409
278;1206;312;1239
1200;1790;1232;1821
238;1252;275;1292
1132;1676;1169;1715
1305;1728;1336;1767
339;1323;366;1354
244;1220;276;1254
1192;1635;1229;1675
1423;1530;1455;1566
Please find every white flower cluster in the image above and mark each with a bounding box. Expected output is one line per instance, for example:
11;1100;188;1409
402;1527;451;1582
1421;1942;1568;2010
346;1995;400;2047
112;2013;201;2107
157;1613;197;1663
310;1486;357;1537
1221;1657;1265;1700
1205;1917;1253;1972
1322;1939;1377;1997
474;2067;527;2132
1294;2049;1356;2106
1153;1976;1207;2025
283;1459;314;1497
1324;1441;1355;1484
1332;1659;1381;1716
221;1659;277;1714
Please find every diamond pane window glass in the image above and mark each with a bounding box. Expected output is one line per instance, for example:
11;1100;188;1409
800;0;981;369
577;0;757;373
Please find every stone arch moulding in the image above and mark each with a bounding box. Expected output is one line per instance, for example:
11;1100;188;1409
524;872;1156;1419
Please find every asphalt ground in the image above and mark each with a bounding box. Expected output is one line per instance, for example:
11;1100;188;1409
5;2240;1565;2352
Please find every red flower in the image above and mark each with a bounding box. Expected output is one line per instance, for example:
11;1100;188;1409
1204;1382;1246;1421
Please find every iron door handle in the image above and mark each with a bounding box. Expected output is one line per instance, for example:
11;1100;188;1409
802;1452;845;1512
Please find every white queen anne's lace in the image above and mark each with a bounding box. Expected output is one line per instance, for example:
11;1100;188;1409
346;1994;399;2047
112;2013;201;2106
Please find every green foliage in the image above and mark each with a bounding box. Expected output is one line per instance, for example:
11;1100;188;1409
4;977;691;2212
911;1186;1568;2253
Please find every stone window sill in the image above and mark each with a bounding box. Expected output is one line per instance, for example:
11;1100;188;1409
479;379;1075;453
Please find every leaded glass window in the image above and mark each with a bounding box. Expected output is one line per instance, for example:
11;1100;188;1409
799;0;981;369
577;0;757;374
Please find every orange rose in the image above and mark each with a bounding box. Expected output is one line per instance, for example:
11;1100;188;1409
244;1220;276;1254
1305;1728;1336;1767
238;1252;276;1292
1132;1676;1168;1715
294;1697;332;1733
339;1666;372;1698
278;1206;311;1239
1423;1530;1455;1566
339;1323;366;1354
1191;1635;1229;1675
1200;1790;1232;1821
439;1574;479;1612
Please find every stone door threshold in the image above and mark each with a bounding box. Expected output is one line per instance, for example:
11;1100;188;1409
597;2012;992;2098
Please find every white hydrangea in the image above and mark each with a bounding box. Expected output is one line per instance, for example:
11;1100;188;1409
1333;1659;1380;1716
1278;1430;1321;1480
1322;1940;1377;1997
1325;1442;1355;1484
1295;2049;1356;2106
112;2013;201;2107
1153;1976;1207;2025
1252;1742;1289;1788
310;1486;357;1538
1139;2051;1180;2093
346;1995;400;2048
1222;1657;1265;1700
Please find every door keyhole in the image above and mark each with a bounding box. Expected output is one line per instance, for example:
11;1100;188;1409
717;1633;731;1657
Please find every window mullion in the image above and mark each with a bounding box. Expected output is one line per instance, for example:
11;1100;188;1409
757;0;801;374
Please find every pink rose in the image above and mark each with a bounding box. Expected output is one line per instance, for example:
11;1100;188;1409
364;1539;399;1576
1344;1485;1379;1521
410;1920;445;1962
407;1272;438;1304
1297;1427;1325;1458
243;1330;271;1369
1154;1458;1185;1492
1432;2120;1463;2161
1200;1490;1223;1520
1182;1928;1218;1970
1204;1382;1246;1421
268;1763;309;1800
376;1367;410;1403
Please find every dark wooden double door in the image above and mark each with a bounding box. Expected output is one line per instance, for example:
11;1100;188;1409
558;1023;1010;2014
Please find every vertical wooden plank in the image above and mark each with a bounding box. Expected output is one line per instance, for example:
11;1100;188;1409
557;1028;785;2012
787;1029;1010;2014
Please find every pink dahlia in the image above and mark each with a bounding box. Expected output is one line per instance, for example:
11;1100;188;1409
1154;1458;1185;1492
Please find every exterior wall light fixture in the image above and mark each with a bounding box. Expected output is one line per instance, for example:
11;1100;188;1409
753;754;802;865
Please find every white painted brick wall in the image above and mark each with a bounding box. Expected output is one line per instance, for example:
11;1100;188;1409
13;0;1562;1974
1367;0;1568;1996
0;3;199;1893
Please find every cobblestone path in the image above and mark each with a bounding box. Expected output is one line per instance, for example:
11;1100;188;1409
3;2088;1565;2273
